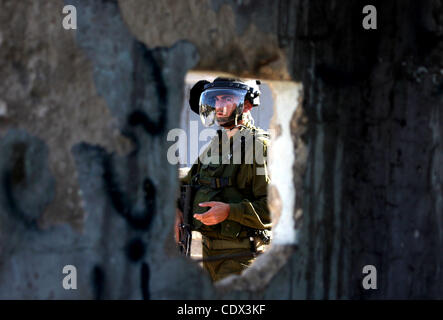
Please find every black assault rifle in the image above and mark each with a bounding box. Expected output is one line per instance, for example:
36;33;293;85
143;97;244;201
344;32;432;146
178;184;193;256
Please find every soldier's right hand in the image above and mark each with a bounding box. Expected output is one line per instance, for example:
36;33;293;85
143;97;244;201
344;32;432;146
175;208;184;244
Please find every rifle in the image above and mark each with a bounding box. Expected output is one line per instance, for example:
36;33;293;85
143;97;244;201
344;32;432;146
178;184;193;256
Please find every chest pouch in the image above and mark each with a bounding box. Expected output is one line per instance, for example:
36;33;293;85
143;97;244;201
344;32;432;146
199;164;246;238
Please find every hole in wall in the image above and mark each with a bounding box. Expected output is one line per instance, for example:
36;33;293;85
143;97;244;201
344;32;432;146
171;70;304;291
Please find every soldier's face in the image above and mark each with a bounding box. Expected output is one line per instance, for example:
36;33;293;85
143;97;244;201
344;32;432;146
214;94;239;119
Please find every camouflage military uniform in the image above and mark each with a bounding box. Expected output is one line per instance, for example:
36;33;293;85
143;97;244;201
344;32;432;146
181;121;271;282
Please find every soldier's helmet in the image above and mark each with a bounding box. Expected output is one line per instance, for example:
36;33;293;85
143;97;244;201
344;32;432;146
189;77;261;127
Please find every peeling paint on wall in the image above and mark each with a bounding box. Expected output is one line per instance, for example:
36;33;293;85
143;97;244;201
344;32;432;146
268;81;302;245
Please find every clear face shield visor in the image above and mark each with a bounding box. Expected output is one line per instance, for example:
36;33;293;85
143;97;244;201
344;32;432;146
199;88;247;127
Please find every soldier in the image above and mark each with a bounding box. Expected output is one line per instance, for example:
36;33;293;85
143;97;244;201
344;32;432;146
176;77;271;282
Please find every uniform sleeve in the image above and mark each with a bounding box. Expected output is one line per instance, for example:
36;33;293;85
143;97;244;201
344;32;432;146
227;141;271;230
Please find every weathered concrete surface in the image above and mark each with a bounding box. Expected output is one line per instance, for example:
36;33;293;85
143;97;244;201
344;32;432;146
0;0;442;300
278;0;443;299
0;0;132;231
0;0;213;299
118;0;292;80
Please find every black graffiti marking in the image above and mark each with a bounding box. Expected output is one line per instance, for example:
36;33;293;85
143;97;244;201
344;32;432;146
128;40;168;136
128;109;166;136
125;238;146;262
91;265;105;300
3;172;36;229
2;143;37;229
102;154;156;231
100;150;155;299
3;173;30;227
133;40;168;108
141;262;150;300
142;178;156;216
10;142;26;185
70;0;172;300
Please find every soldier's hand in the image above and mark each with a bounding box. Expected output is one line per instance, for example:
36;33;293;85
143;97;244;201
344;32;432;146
175;208;184;244
194;202;230;226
